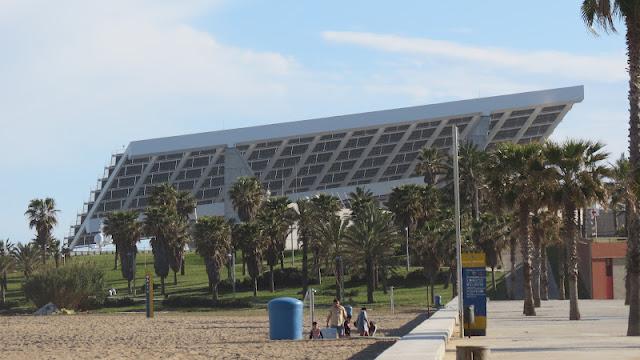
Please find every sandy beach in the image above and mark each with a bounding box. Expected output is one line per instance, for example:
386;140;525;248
0;309;424;359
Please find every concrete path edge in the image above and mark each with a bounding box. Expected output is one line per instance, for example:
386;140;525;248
376;297;458;360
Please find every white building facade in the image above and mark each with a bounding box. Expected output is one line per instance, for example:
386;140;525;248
68;86;584;248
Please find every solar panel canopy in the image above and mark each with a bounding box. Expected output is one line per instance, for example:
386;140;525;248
68;85;583;248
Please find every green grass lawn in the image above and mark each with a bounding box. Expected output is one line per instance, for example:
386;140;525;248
3;251;506;313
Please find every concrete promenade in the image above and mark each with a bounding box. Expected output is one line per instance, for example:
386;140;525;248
377;298;458;360
445;300;639;360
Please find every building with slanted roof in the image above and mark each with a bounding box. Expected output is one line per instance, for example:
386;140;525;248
68;85;584;248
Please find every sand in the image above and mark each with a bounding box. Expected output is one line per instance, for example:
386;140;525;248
0;308;424;359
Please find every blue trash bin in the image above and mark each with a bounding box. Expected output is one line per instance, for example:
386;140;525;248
345;305;353;318
268;297;303;340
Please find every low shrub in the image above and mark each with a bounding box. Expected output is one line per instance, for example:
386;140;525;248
23;262;105;309
163;295;252;308
102;297;136;308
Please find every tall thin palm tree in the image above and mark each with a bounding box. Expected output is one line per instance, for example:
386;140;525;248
257;196;296;292
234;222;262;297
414;218;451;305
416;147;449;186
295;199;313;295
459;142;488;220
545;140;609;320
343;203;400;303
314;214;348;301
103;210;142;293
309;194;341;283
193;216;232;300
489;143;550;316
581;0;640;336
25;198;59;264
176;191;197;275
144;206;173;295
532;209;561;302
608;154;633;303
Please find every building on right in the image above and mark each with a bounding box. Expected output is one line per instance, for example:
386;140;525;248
579;209;628;300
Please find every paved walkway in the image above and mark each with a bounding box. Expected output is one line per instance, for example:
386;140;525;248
445;300;639;360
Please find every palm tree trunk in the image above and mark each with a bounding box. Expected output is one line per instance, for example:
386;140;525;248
509;236;517;300
241;250;246;276
451;266;457;298
430;276;435;306
213;284;219;301
253;277;258;297
564;202;580;320
0;285;5;305
335;256;343;301
269;265;275;292
114;248;118;270
491;267;496;295
532;228;542;308
161;276;166;295
127;279;132;294
181;258;185;275
173;271;177;286
626;20;640;336
473;186;480;221
520;204;536;316
302;236;309;295
558;245;566;300
541;244;549;301
366;258;374;303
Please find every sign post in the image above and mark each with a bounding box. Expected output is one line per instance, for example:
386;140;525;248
145;273;154;318
462;252;487;336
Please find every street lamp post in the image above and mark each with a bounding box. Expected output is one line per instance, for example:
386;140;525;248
405;227;410;272
452;125;464;338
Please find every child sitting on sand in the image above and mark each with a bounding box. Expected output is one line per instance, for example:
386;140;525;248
343;316;352;337
309;321;323;340
369;321;377;337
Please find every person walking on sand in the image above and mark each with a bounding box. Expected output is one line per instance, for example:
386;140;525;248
356;307;369;336
326;298;347;337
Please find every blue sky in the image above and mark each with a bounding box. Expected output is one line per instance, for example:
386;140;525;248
0;0;629;244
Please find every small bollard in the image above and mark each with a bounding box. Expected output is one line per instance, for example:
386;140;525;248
456;345;490;360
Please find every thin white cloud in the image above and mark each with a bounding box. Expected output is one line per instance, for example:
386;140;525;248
322;31;626;82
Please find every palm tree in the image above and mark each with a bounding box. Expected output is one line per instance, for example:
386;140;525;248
229;176;264;222
103;210;142;293
1;239;14;294
314;214;348;301
176;191;197;276
295;199;313;295
343;203;400;303
608;155;633;303
309;194;342;283
459;142;488;220
25;198;59;264
532;209;561;302
488;143;550;316
12;243;39;279
581;0;640;336
150;183;178;208
416;147;449;186
414;219;451;305
234;222;262;296
545;140;609;320
348;187;378;220
473;213;509;294
387;184;427;235
193;216;232;300
144;206;173;295
257;196;296;292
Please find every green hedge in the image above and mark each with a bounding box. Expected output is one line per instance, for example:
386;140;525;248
23;262;106;309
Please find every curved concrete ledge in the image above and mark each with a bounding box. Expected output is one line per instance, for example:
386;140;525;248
376;298;458;360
